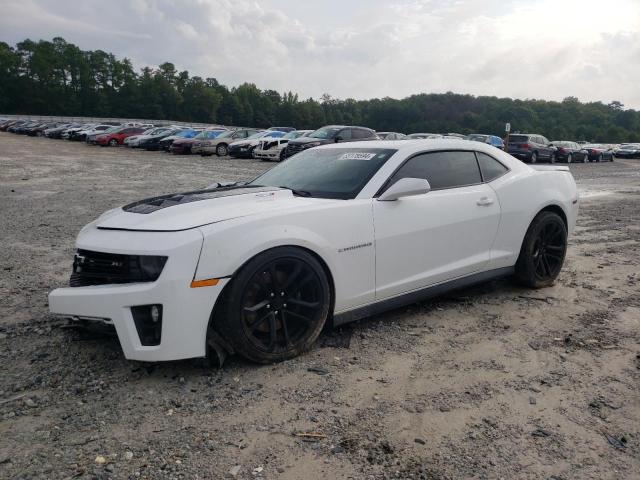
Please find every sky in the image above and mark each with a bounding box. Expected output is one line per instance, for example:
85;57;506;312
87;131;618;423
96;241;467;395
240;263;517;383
1;0;639;108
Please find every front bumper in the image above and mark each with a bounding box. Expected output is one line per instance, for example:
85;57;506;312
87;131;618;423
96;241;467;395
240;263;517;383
48;226;228;361
508;150;532;160
170;145;192;154
228;145;253;157
254;148;280;160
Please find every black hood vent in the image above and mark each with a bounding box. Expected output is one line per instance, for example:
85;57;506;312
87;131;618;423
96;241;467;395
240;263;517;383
122;185;279;214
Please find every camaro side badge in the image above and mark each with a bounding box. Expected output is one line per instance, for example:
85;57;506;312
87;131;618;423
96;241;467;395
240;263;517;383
338;242;373;253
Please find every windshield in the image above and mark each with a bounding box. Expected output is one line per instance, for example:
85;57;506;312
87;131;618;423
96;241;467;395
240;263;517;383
217;130;236;139
309;127;342;139
282;131;299;140
249;147;397;200
196;130;223;139
175;130;195;138
248;131;267;139
265;131;285;138
467;134;488;142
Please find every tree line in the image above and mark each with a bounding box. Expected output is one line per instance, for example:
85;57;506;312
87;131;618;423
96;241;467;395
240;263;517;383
1;37;638;142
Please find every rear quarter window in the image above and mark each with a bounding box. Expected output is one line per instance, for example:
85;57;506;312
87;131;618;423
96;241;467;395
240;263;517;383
476;152;508;182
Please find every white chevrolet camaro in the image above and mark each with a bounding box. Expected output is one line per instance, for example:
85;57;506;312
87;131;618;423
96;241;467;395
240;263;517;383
49;140;579;364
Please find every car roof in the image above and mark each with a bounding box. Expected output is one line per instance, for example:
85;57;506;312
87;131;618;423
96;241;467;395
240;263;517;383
314;138;512;156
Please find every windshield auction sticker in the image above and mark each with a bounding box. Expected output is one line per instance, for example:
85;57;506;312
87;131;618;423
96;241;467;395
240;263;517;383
338;152;377;160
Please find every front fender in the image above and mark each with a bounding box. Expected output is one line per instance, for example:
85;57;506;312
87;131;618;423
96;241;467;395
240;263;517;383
195;202;376;312
196;223;336;280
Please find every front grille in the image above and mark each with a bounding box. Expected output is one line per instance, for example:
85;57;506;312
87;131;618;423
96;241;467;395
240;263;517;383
284;143;307;158
69;249;167;287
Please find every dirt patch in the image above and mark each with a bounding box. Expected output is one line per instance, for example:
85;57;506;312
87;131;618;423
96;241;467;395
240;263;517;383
1;133;639;479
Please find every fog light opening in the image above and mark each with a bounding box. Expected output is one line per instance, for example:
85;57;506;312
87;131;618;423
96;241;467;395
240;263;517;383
131;304;163;346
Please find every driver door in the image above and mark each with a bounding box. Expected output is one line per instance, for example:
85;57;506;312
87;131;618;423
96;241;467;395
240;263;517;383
373;150;501;300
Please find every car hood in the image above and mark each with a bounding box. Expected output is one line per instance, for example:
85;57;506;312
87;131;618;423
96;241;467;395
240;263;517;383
173;138;197;145
95;186;322;232
289;137;330;146
159;135;181;142
232;137;282;147
143;133;172;141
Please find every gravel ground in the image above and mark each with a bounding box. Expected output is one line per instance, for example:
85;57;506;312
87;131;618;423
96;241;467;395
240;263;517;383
1;133;639;480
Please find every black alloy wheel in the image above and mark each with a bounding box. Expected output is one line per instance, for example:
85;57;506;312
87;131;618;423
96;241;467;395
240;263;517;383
549;153;556;164
515;211;567;288
531;222;565;281
216;247;331;363
530;152;538;163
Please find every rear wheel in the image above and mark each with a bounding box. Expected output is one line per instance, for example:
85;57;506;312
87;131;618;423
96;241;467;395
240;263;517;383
549;152;556;164
530;152;538;163
582;154;588;163
216;144;228;156
598;153;603;162
108;139;118;146
215;247;331;363
567;154;573;163
515;211;567;288
279;149;286;162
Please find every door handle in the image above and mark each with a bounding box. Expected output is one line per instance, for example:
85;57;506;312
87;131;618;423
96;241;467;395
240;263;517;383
477;197;494;206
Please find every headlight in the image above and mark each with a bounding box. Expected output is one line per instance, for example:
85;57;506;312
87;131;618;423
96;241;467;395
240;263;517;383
305;141;322;148
138;255;169;281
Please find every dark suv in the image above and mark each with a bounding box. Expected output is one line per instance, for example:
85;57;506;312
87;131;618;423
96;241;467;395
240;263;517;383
283;125;378;159
507;134;557;163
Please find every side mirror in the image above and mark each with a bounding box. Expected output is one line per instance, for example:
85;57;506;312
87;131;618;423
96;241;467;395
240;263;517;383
378;178;431;201
335;136;342;143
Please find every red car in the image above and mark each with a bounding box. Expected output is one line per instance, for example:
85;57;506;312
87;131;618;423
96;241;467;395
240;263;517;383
96;127;146;146
169;137;199;154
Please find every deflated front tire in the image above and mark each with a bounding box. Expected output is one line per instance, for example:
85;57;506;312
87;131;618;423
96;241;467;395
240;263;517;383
214;246;331;363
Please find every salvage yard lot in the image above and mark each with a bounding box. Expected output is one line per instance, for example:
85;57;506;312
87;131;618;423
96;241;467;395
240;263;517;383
0;132;639;479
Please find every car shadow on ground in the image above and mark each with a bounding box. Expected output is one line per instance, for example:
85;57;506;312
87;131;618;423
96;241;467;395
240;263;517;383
56;276;525;378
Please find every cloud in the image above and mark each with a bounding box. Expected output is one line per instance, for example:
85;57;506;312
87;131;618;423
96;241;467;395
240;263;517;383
0;0;639;108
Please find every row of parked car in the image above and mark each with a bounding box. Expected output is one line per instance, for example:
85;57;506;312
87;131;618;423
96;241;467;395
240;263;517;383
2;118;639;163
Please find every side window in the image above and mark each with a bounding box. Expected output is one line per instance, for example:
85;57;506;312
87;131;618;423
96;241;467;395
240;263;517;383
352;129;371;139
337;129;352;141
387;151;482;190
541;136;549;145
476;152;508;182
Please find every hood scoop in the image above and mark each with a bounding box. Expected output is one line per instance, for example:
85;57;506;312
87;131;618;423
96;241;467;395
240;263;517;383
123;186;280;214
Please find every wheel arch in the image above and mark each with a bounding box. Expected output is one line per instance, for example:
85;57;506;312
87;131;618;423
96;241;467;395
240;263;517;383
204;244;336;355
538;204;568;230
515;202;569;262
